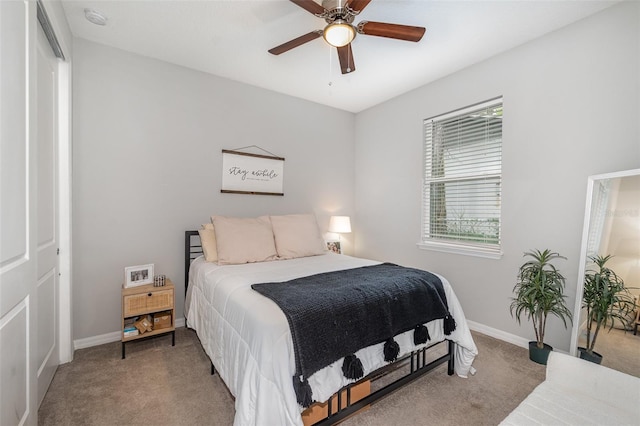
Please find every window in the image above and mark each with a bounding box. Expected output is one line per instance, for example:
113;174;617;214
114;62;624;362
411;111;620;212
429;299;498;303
585;179;611;259
420;98;503;258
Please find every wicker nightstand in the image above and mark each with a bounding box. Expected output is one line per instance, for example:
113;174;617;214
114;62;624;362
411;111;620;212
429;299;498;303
121;279;175;359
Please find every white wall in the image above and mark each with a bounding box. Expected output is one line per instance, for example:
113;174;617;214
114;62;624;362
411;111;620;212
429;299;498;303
72;39;355;340
354;2;639;352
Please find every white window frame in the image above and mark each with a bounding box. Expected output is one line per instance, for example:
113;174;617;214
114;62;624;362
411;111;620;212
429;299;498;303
418;98;503;259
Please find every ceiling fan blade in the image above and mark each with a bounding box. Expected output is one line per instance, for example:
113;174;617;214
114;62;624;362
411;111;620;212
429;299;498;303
268;31;322;55
358;21;426;42
346;0;373;13
290;0;326;16
337;44;356;74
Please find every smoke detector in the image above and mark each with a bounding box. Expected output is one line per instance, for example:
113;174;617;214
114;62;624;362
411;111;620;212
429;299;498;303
84;8;107;26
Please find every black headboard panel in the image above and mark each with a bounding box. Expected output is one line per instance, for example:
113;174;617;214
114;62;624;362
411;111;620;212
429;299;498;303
184;230;202;296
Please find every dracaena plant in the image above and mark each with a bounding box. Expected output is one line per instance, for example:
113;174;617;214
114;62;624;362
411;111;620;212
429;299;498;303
510;249;573;349
582;254;635;354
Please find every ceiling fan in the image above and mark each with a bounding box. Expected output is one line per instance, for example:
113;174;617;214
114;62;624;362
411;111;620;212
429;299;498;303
268;0;426;74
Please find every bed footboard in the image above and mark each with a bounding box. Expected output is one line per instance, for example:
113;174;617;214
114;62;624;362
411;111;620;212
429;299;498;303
311;339;455;425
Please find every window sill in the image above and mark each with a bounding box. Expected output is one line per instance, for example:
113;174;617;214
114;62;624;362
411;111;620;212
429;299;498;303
417;241;503;259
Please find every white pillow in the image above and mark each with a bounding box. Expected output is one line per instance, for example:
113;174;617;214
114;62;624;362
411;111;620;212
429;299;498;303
211;215;278;265
198;223;218;262
270;214;326;259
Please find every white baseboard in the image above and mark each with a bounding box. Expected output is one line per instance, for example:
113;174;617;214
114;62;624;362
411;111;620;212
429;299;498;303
74;317;186;350
467;320;570;355
466;320;530;349
74;317;531;353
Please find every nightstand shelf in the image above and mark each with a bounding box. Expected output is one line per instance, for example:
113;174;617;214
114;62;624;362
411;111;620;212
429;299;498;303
121;279;175;359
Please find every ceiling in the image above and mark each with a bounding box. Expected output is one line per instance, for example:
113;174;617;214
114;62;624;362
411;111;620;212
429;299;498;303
60;0;617;113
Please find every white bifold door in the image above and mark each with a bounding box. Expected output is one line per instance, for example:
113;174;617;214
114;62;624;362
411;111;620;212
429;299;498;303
35;14;60;407
0;1;61;424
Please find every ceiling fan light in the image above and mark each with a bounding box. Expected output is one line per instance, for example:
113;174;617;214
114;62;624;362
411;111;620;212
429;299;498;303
323;21;355;47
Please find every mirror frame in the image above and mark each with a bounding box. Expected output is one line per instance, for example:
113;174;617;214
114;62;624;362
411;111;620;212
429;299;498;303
569;168;640;356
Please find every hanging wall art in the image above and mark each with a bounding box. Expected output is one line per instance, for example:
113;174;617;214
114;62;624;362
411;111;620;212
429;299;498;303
220;148;285;196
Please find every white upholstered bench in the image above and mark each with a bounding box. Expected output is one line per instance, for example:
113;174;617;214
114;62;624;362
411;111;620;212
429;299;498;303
500;351;639;425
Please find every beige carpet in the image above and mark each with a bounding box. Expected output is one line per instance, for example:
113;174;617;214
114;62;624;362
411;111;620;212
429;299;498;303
576;325;640;377
39;328;545;426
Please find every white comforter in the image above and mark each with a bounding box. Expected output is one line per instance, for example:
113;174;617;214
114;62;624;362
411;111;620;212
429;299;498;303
185;253;478;426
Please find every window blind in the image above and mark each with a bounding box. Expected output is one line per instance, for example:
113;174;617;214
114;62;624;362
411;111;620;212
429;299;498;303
585;179;611;259
422;99;503;255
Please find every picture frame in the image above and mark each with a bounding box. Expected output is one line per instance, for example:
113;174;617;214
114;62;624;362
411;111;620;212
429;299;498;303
326;241;341;254
221;150;285;196
124;264;154;288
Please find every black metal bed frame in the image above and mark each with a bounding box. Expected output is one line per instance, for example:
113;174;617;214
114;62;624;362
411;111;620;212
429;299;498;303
184;230;455;425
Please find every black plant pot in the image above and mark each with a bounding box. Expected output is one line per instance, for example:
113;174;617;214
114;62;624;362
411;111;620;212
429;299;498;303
578;347;603;364
529;341;553;365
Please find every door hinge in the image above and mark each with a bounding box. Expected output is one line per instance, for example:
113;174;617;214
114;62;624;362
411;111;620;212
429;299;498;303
57;248;60;255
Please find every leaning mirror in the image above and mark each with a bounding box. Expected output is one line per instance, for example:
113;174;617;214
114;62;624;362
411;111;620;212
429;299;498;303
570;168;640;377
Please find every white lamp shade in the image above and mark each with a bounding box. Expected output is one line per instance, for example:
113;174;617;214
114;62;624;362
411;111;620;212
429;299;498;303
329;216;351;233
323;21;356;47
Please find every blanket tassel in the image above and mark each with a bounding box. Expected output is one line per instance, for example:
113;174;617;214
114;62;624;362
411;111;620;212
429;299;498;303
413;324;430;345
342;354;364;380
383;338;400;362
444;314;456;335
292;375;313;408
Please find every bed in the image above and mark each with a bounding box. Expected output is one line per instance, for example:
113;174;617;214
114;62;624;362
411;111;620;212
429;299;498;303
184;215;478;426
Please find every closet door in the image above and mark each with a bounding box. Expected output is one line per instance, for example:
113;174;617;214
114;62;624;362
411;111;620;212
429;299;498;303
0;1;38;425
35;19;60;406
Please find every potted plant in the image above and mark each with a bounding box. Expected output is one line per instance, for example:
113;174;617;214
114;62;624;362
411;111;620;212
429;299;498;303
510;249;573;365
579;254;635;364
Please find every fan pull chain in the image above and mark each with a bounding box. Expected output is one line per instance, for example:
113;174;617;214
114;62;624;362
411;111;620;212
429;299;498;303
328;46;333;85
327;45;334;91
